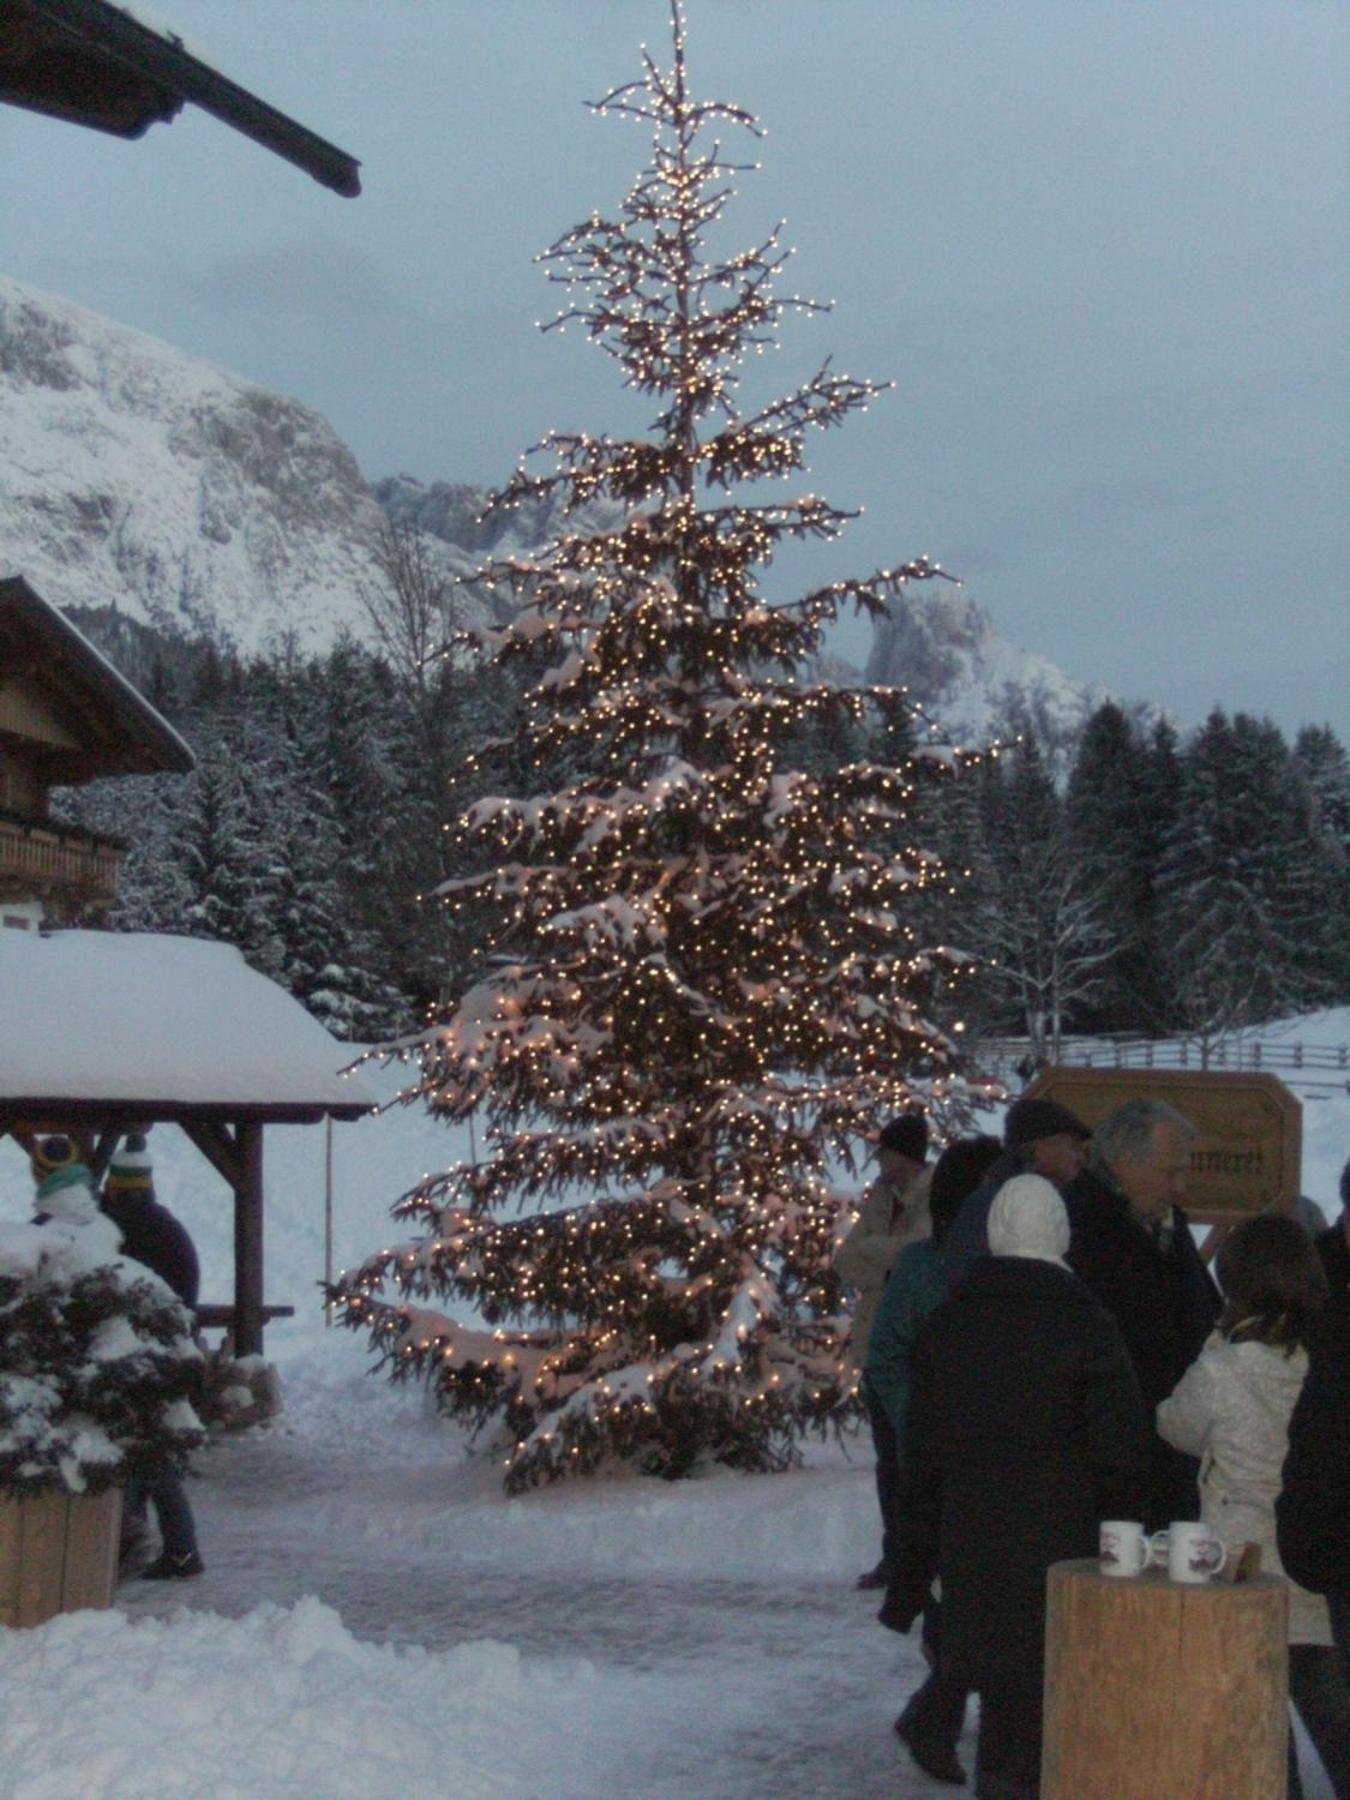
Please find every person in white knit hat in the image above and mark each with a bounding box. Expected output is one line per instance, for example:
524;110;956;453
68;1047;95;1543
986;1173;1073;1268
882;1173;1149;1797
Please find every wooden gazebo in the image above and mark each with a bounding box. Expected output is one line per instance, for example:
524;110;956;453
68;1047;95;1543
0;928;373;1353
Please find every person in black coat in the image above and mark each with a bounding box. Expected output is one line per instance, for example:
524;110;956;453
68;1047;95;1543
1278;1186;1350;1693
942;1096;1092;1289
101;1134;205;1580
101;1137;200;1309
885;1175;1150;1798
1312;1155;1350;1311
1063;1099;1220;1530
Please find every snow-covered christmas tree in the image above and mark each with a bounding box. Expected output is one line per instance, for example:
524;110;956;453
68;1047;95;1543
334;1;973;1489
0;1179;203;1499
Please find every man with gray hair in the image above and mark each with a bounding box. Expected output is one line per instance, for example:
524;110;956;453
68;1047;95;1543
1065;1097;1221;1528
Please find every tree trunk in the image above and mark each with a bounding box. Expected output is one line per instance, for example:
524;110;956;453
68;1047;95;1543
1042;1558;1288;1799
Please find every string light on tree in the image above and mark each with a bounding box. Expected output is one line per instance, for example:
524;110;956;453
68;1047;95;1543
331;0;981;1491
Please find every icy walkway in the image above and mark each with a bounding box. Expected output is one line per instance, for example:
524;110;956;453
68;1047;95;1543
117;1422;953;1798
114;1411;1337;1800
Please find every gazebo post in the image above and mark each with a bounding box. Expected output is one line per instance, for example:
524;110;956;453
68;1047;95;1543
234;1121;265;1358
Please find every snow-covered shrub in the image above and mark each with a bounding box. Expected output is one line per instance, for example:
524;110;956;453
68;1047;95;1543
0;1214;204;1499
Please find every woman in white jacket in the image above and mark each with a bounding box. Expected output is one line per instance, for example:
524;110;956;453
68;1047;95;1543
1158;1215;1350;1800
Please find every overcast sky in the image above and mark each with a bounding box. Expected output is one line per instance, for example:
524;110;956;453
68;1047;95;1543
3;1;1346;738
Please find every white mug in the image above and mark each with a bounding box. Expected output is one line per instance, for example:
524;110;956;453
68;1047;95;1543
1157;1521;1228;1584
1099;1520;1167;1577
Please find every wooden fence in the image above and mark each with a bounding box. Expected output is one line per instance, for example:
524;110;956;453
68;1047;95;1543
977;1035;1349;1097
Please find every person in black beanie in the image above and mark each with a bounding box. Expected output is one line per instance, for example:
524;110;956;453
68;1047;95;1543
102;1134;200;1310
942;1095;1093;1288
101;1133;205;1579
870;1135;1002;1788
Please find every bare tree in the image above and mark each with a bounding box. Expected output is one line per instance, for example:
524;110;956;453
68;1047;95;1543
976;832;1116;1060
357;519;457;701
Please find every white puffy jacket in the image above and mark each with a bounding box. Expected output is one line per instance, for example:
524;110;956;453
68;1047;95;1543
1157;1331;1330;1644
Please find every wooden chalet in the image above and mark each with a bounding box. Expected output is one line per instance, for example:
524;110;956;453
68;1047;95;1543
1;574;193;924
0;577;372;1352
0;0;361;194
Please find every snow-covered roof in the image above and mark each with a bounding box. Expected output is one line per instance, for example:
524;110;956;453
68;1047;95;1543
0;931;373;1120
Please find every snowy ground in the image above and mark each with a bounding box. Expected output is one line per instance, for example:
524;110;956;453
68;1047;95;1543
1;1010;1346;1797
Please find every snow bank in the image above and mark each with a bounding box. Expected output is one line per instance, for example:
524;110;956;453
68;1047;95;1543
0;1595;634;1799
0;1009;1343;1798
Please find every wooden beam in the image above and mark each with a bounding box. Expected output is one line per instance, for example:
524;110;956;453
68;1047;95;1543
0;1097;367;1124
195;1304;293;1331
179;1119;242;1189
87;1125;121;1183
233;1121;265;1357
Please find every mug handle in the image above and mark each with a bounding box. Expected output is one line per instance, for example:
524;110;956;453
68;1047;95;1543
1147;1529;1170;1569
1207;1536;1228;1575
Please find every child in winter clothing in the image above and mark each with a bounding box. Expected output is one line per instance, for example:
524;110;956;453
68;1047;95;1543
30;1134;102;1226
98;1134;205;1581
1158;1214;1350;1800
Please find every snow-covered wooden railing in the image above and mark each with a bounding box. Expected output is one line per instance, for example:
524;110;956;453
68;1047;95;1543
0;816;120;904
978;1035;1349;1095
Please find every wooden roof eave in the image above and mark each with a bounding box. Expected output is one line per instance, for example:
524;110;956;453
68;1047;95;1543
0;577;195;778
0;1097;371;1129
10;0;361;196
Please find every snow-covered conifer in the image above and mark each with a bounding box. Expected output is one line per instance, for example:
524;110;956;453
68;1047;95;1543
0;1204;203;1499
334;3;973;1489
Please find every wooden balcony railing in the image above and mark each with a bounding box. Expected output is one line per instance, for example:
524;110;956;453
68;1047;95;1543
0;812;122;907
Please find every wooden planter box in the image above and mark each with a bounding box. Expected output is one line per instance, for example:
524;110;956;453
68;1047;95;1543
0;1487;122;1629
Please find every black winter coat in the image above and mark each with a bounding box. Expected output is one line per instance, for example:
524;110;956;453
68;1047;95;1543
1316;1220;1349;1309
889;1257;1149;1689
1277;1299;1350;1598
103;1192;201;1310
1065;1167;1220;1529
940;1147;1028;1289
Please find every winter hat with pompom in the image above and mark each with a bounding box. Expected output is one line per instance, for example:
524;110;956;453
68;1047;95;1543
105;1132;154;1193
987;1173;1071;1270
31;1135;78;1181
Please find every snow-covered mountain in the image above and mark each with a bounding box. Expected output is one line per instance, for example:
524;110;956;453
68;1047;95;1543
0;275;473;653
384;471;1116;747
866;583;1115;747
0;273;1112;741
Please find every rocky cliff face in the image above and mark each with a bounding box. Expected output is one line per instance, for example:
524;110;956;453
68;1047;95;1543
866;583;1114;749
0;276;451;652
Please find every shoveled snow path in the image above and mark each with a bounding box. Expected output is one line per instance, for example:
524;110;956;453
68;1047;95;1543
117;1428;950;1798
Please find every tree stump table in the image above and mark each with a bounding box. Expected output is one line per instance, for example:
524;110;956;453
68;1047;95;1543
1042;1557;1289;1799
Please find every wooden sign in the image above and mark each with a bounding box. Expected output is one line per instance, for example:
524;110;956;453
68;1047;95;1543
1025;1067;1301;1223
